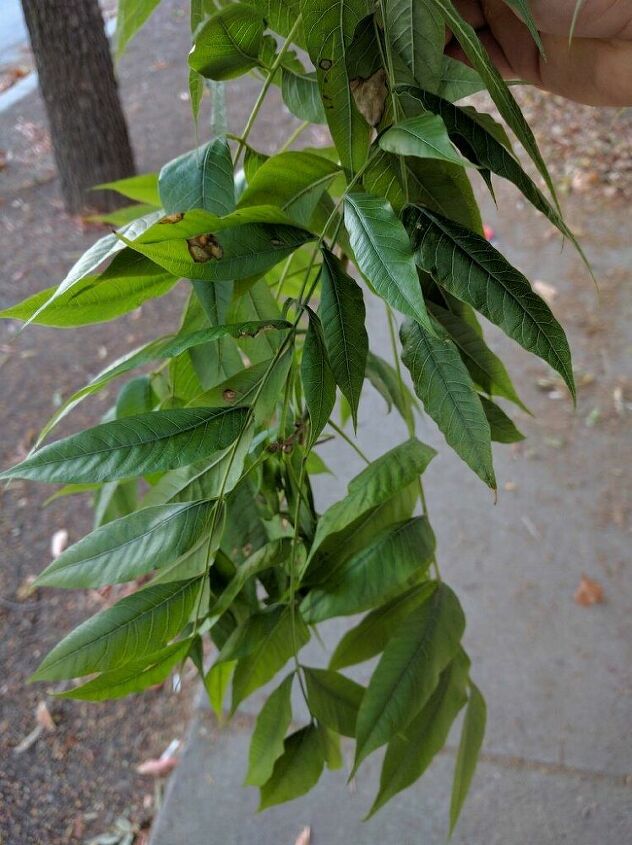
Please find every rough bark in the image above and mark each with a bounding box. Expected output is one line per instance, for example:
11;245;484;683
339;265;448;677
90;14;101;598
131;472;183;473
21;0;136;213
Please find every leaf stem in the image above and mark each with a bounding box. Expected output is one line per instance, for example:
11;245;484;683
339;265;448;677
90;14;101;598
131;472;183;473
384;305;441;580
279;120;310;153
375;2;410;203
328;419;370;464
288;452;311;711
235;16;303;165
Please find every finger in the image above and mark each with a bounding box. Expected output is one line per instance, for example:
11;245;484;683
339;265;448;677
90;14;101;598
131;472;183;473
453;0;486;29
444;30;515;77
483;0;632;104
448;28;632;106
537;35;632;105
446;0;486;46
508;0;632;39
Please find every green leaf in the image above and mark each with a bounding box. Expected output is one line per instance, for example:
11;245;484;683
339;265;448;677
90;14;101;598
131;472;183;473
429;301;527;412
134;206;299;243
354;582;465;770
231;606;310;709
401;319;496;489
38;323;284;446
35;501;215;589
28;212;163;324
159;137;235;216
115;375;155;419
384;0;444;90
344;192;432;331
238;152;339;228
319;724;344;769
302;517;435;622
247;0;305;44
329;582;437;671
450;681;487;833
301;0;371;175
480;396;525;444
159;137;242;391
399;87;582;252
58;639;192;701
407;158;483;233
368;649;470;817
245;674;294;786
502;1;544;52
88;203;160;227
304;667;364;737
259;725;324;810
361;150;407;214
32;577;202;681
205;659;235;718
427;0;558;206
319;248;368;429
189;353;291;420
308;481;418;585
229;278;284;364
2;407;249;484
189;68;205;120
142;426;254;507
0;254;176;328
305;451;332;476
244;146;268;183
281;68;327;124
379;113;472;168
95;173;160;206
309;438;436;560
301;307;337;450
115;0;162;57
186;285;245;390
365;352;416;433
189;4;266;81
211;539;292;621
437;56;484;101
93;479;138;529
126;219;314;283
405;205;576;399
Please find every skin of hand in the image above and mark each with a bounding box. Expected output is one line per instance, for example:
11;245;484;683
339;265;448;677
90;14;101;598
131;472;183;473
446;0;632;106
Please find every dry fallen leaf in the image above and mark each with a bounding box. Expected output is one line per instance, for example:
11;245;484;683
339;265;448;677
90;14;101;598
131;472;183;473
613;386;625;416
16;574;37;601
136;756;179;777
574;575;604;606
13;725;43;755
50;528;69;558
36;701;56;732
295;826;311;845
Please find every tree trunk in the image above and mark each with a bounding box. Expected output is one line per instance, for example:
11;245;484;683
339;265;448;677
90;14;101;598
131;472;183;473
21;0;136;213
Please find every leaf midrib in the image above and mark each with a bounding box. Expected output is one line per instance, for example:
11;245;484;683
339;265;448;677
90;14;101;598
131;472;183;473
357;590;446;757
421;212;572;383
38;578;201;675
22;408;242;472
48;502;208;576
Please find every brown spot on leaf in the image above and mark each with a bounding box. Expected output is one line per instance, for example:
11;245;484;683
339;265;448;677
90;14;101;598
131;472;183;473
159;212;185;224
319;59;333;70
351;68;388;127
186;233;224;263
222;388;237;401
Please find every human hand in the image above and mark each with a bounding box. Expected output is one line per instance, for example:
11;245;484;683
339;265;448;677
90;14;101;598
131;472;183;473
446;0;632;106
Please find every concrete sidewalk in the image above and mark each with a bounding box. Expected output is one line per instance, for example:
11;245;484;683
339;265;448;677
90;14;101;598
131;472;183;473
151;190;632;843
